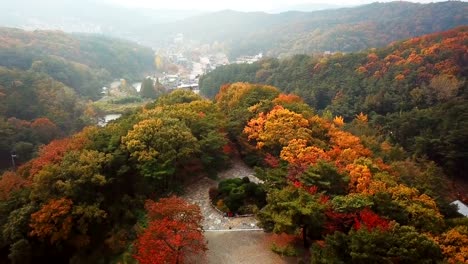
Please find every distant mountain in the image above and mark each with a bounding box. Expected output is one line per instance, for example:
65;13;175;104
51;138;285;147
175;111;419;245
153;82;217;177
0;0;202;44
142;1;468;58
3;1;466;58
268;3;350;13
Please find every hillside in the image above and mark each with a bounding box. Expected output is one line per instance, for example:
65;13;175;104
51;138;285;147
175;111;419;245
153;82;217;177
199;26;468;179
0;87;466;263
0;27;155;171
0;27;155;98
144;1;468;58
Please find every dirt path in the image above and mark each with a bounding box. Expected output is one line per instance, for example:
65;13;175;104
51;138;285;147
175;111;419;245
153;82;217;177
204;230;296;264
183;158;260;230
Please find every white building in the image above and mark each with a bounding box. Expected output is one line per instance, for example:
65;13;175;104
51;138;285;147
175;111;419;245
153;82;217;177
451;200;468;217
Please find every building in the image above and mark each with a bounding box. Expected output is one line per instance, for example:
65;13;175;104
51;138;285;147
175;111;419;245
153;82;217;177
451;200;468;217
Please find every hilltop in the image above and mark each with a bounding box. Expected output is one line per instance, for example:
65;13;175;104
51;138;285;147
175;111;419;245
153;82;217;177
0;86;466;263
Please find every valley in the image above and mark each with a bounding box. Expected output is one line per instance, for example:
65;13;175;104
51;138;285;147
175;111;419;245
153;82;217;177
0;1;467;263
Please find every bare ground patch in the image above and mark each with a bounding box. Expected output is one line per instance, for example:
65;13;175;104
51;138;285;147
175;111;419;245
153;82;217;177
204;230;297;264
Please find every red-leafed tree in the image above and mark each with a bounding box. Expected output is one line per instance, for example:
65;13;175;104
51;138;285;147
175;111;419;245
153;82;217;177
29;138;73;176
133;196;207;264
31;117;61;143
28;132;87;177
353;208;390;231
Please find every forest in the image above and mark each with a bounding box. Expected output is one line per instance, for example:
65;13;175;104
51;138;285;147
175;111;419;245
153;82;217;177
0;6;466;263
0;27;155;174
0;27;154;99
0;85;466;263
200;26;468;180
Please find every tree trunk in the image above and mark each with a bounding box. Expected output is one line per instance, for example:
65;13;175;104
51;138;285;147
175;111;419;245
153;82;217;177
302;226;309;248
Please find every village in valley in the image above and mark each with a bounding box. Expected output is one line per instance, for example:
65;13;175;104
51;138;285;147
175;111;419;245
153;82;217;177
104;33;263;98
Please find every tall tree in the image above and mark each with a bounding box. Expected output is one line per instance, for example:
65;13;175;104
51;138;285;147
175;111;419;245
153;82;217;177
140;77;157;99
122;118;199;189
133;197;207;264
257;186;326;247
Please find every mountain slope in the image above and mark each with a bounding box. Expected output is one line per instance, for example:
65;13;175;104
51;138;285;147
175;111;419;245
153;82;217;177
0;27;155;170
199;26;468;178
144;1;468;58
0;27;155;98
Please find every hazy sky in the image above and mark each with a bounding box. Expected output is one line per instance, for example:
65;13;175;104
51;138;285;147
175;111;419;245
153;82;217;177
105;0;446;11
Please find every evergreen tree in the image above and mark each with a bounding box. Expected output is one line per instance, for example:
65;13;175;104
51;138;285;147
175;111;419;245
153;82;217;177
140;77;157;99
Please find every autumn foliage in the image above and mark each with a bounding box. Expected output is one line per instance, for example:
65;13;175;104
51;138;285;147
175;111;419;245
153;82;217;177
0;171;29;200
353;208;390;231
28;131;88;177
29;198;74;244
133;197;207;264
435;226;468;264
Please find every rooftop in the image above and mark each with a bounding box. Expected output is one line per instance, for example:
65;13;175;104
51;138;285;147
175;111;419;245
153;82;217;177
451;200;468;217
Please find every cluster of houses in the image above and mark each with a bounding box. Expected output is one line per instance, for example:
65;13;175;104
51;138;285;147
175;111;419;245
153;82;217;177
233;53;263;64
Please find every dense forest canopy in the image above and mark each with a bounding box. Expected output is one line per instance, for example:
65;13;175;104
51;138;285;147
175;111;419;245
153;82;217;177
0;86;465;263
0;90;229;263
200;26;468;179
144;1;468;58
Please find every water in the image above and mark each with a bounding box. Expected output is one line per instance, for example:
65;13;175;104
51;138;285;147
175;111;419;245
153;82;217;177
98;114;122;127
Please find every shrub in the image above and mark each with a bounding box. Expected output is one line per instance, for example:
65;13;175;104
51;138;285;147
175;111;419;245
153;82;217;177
271;244;299;257
213;178;267;214
208;187;219;202
218;178;243;194
238;204;258;215
224;195;243;213
229;186;246;199
244;182;258;196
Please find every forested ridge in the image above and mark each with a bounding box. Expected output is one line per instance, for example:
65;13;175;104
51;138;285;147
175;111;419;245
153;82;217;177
146;1;468;58
0;85;466;263
0;27;154;98
200;26;468;179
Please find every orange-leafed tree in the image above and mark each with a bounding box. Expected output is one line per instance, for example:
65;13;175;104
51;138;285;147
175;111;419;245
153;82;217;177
327;128;372;170
280;139;329;167
333;116;345;127
355;112;368;123
346;164;372;193
435;226;468;264
244;105;311;151
29;198;73;244
0;171;29;200
133;196;207;264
